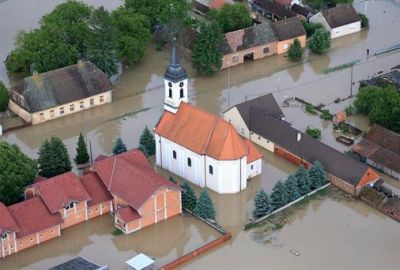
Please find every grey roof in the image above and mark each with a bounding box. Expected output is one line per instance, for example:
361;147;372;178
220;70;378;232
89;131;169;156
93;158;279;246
321;5;361;28
271;17;306;41
11;61;112;113
49;257;107;270
359;70;400;90
220;23;278;55
248;108;372;186
253;0;296;19
232;93;284;124
164;45;188;83
291;4;313;17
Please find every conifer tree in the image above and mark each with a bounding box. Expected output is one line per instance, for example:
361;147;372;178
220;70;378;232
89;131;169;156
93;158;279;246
38;136;72;178
252;189;272;219
271;181;289;210
137;143;148;157
284;174;301;202
74;133;90;164
169;176;177;184
139;126;155;156
194;189;215;219
295;165;311;195
112;137;127;155
309;161;327;189
181;181;197;211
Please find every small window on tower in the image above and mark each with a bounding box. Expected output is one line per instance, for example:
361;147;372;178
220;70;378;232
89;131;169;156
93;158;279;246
209;165;213;175
187;158;192;167
168;82;173;87
169;88;172;98
179;82;184;87
180;88;184;98
173;150;177;159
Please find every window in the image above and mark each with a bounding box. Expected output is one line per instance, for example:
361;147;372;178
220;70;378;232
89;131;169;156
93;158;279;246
19;242;23;246
232;55;239;63
65;201;74;210
263;47;270;54
187;158;192;167
173;150;177;159
60;107;64;115
251;165;254;170
283;44;289;50
80;101;84;109
70;104;74;112
179;82;184;87
50;110;55;118
40;234;44;238
168;82;173;87
180;88;184;98
209;165;213;175
1;233;8;240
51;230;54;234
90;98;94;106
39;113;44;121
99;95;104;103
169;88;172;98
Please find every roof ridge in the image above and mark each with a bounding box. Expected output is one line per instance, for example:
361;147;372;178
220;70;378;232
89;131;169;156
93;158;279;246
108;157;117;191
204;117;218;156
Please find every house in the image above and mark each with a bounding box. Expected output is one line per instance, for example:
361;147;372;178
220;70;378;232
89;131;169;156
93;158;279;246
271;17;306;54
155;45;263;194
25;172;92;229
352;124;400;180
9;60;112;125
252;0;296;21
91;150;182;234
1;197;63;258
309;5;361;39
290;4;313;21
359;70;400;91
224;94;381;196
220;23;278;69
192;0;233;14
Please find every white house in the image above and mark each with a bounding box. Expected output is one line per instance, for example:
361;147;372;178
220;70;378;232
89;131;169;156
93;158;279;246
309;5;361;39
155;45;263;194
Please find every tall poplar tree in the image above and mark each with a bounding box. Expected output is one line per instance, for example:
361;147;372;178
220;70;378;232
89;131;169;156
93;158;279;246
74;133;90;164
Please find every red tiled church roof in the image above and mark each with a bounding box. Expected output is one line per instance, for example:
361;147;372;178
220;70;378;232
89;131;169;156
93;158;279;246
93;150;180;210
155;102;262;161
33;172;91;213
8;197;63;238
80;172;113;207
0;202;19;235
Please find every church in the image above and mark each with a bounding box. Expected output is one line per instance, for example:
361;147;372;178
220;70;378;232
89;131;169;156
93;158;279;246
154;45;263;194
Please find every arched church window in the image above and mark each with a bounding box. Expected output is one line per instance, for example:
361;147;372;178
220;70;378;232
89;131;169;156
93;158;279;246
169;88;172;98
187;158;192;167
180;88;184;98
173;150;177;159
179;82;184;87
209;165;213;175
168;82;173;87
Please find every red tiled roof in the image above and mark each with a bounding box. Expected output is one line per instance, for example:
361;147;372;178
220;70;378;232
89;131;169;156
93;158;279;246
8;197;63;238
0;202;19;235
365;124;400;155
80;172;113;207
33;172;91;213
274;0;292;6
155;103;261;161
94;155;109;162
209;0;227;9
116;206;141;223
93;150;180;210
245;139;264;163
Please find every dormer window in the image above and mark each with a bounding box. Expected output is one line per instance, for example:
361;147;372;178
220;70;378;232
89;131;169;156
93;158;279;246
1;233;8;240
65;201;74;210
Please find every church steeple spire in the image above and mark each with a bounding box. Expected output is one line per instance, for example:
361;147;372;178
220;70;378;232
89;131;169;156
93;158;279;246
163;39;188;114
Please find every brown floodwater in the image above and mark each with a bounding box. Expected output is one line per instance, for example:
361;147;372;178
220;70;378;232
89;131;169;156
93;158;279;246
1;0;400;268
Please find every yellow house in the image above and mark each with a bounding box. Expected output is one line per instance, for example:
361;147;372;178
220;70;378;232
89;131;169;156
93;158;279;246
271;17;307;54
9;61;112;125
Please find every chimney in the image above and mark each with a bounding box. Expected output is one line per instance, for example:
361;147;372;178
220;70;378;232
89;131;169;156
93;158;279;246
297;132;301;142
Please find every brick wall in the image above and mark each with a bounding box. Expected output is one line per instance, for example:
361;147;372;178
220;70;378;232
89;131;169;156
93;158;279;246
60;201;88;229
276;35;306;54
88;200;113;220
274;145;310;168
328;173;356;196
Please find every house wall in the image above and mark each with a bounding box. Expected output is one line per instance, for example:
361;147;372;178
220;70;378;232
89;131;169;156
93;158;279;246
247;159;262;179
330;21;361;39
366;159;400;180
328;173;356;196
9;91;112;125
60;201;88;229
309;13;331;32
221;41;278;69
276;35;306;54
87;200;113;220
223;107;250;138
274;145;310;168
1;232;17;258
250;131;275;152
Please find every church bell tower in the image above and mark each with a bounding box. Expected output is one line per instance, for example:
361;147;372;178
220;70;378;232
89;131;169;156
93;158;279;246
164;42;188;114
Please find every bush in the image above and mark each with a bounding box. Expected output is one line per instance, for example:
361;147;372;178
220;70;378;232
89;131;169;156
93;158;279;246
302;22;323;37
308;29;331;54
306;126;321;139
288;38;304;61
345;104;355;116
305;104;317;114
0;81;9;112
320;109;333;120
359;13;369;28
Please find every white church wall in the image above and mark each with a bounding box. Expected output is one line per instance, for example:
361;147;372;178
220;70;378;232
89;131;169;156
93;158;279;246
247;159;262;179
164;78;188;113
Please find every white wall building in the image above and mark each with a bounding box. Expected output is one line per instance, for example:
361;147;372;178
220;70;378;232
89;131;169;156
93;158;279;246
155;45;263;194
309;5;361;39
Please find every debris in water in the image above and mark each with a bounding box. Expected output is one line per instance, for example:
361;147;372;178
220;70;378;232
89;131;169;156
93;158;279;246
290;249;301;256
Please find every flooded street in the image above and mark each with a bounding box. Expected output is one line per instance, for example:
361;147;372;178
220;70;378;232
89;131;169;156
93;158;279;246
1;0;400;268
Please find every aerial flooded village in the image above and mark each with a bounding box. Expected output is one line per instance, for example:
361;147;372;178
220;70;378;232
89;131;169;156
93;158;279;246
1;0;400;269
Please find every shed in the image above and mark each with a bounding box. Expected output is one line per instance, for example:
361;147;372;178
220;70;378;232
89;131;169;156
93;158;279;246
126;253;155;270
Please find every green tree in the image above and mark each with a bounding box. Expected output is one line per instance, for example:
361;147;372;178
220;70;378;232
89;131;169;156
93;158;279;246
295;165;311;195
137;143;148;157
308;28;331;54
113;137;127;155
369;86;400;132
112;7;150;65
74;133;90;164
169;176;177;184
309;161;327;189
306;0;353;10
0;142;37;205
139;126;155;156
271;181;289;210
306;126;321;139
38;136;72;178
0;81;9;112
358;13;369;28
302;22;323;37
181;181;197;211
288;38;304;61
192;23;223;76
208;3;252;33
194;189;215;219
284;175;301;201
354;86;382;115
252;189;272;218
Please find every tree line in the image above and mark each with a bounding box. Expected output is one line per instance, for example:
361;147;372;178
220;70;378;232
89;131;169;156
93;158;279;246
180;180;216;220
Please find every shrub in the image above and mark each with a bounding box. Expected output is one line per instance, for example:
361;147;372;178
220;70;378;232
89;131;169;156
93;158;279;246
306;126;321;139
302;22;323;37
308;29;331;54
345;104;355;116
359;13;369;28
288;38;304;61
0;81;9;112
305;104;317;114
320;109;333;120
169;176;177;184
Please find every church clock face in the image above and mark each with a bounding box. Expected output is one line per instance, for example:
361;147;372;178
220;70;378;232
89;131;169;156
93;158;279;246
179;82;184;87
168;82;172;87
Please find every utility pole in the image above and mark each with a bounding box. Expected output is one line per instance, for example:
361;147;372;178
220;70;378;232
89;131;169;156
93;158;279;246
350;64;354;97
